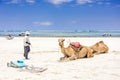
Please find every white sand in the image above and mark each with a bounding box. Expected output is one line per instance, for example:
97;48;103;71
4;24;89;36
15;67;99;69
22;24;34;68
0;37;120;80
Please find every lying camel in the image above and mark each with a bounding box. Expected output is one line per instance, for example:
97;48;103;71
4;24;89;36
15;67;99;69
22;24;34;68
58;39;93;61
58;39;76;61
90;41;109;54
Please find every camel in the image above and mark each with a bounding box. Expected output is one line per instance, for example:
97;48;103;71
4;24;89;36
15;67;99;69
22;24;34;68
90;41;109;54
58;39;76;61
58;39;93;61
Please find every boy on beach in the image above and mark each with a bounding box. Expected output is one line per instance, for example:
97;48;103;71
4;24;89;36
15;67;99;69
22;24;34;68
23;31;31;59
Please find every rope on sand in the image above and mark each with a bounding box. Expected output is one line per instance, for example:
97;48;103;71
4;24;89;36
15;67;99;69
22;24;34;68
18;66;47;73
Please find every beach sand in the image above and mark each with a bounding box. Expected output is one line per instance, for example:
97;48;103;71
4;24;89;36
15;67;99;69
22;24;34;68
0;37;120;80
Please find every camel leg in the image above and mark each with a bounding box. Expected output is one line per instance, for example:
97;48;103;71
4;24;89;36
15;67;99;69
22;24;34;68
61;53;76;61
77;47;88;59
68;53;77;60
60;56;68;60
87;49;94;58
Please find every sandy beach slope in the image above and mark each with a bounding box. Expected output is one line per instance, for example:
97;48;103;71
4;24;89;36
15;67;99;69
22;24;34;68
0;37;120;80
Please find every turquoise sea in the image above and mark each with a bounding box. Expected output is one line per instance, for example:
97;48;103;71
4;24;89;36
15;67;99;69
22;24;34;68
0;30;120;37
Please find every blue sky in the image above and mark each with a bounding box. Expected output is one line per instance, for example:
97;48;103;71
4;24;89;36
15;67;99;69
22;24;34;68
0;0;120;30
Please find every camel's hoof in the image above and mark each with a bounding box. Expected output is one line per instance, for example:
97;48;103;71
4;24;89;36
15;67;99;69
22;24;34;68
60;57;65;60
64;58;70;62
62;58;70;62
58;58;70;62
58;59;63;62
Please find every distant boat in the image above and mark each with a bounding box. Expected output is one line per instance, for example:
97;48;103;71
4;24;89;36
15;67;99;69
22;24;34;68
6;34;14;40
18;31;30;36
18;32;25;36
102;33;112;37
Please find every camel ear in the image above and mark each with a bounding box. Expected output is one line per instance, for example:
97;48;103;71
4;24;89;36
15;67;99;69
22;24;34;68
61;39;65;42
58;39;65;42
95;43;99;47
99;41;104;43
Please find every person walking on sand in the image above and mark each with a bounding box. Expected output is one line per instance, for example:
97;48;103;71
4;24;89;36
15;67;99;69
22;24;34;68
23;31;31;59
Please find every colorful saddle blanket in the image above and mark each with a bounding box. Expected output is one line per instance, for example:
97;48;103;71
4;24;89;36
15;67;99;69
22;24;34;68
70;42;81;48
70;42;82;52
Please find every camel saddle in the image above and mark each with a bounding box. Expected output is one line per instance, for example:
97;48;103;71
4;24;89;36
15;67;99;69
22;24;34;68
70;42;82;52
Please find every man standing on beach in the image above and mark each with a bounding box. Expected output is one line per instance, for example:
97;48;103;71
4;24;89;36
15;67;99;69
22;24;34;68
23;31;31;59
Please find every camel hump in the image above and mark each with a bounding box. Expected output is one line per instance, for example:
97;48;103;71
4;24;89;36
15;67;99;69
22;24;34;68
70;42;81;48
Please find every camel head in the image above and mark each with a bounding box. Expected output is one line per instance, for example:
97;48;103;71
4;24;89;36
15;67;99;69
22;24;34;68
58;38;65;47
94;41;104;47
90;40;109;53
99;41;104;43
91;41;104;48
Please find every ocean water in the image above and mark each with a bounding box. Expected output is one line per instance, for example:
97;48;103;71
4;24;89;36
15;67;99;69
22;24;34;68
0;30;120;37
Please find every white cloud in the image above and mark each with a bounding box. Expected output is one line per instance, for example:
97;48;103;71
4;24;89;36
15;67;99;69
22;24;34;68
33;21;53;26
5;0;21;4
46;0;97;5
105;2;111;5
46;0;73;5
26;0;36;3
76;0;95;4
3;0;115;7
4;0;36;4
